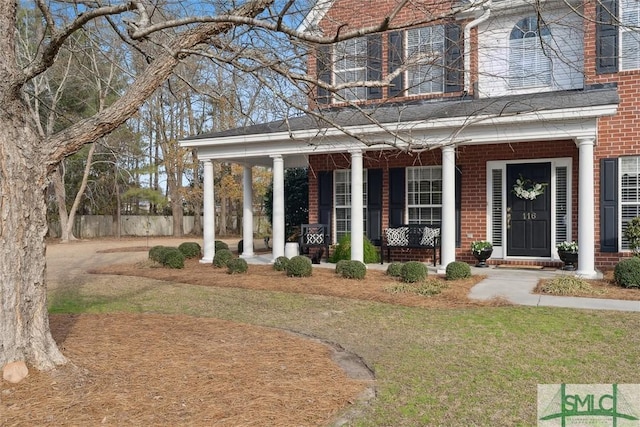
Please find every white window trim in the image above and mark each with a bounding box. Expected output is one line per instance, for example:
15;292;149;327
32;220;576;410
405;165;443;224
620;0;640;71
333;169;368;242
507;19;553;90
618;156;640;252
333;38;367;102
404;25;445;96
486;158;572;261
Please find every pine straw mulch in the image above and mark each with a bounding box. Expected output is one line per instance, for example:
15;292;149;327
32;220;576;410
91;258;497;309
1;313;369;427
534;269;640;301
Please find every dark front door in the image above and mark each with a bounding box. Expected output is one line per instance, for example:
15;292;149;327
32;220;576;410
507;162;552;257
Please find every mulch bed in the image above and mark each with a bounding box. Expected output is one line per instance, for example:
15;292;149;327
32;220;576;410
1;314;368;426
91;258;496;309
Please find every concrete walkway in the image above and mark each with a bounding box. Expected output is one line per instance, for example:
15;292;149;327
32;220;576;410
467;267;640;312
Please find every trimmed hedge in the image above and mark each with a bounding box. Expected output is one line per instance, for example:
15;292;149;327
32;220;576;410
386;262;404;278
273;256;289;271
159;247;185;269
212;249;234;268
148;245;166;263
614;257;640;288
227;258;248;274
337;260;367;279
215;240;229;251
178;242;201;259
286;255;312;277
401;261;428;283
335;259;349;275
445;261;471;280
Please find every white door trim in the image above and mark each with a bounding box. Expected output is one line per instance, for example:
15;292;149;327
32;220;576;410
486;157;573;261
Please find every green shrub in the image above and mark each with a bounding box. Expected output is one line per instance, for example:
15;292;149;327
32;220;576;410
178;242;201;259
159;247;185;269
328;234;379;264
226;258;248;274
386;262;404;278
273;256;289;271
445;261;471;280
285;255;312;277
148;245;166;263
215;240;229;251
401;261;428;283
338;260;367;279
623;216;640;256
335;259;349;275
614;257;640;288
212;249;234;268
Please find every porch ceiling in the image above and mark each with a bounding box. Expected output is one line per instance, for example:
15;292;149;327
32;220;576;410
180;86;618;166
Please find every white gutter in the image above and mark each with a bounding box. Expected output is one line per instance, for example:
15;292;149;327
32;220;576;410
463;1;492;93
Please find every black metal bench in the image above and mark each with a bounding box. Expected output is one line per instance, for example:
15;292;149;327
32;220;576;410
299;223;330;263
381;224;441;265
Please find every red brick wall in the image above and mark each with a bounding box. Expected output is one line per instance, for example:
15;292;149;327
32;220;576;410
305;1;640;268
309;140;580;265
583;0;640;266
308;0;472;106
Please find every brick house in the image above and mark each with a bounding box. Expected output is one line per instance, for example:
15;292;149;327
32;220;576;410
181;0;639;278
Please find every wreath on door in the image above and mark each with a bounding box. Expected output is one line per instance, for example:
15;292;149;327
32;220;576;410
512;175;547;200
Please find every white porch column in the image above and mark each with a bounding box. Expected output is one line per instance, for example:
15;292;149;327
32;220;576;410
440;145;456;270
576;137;597;278
201;160;215;263
241;165;255;258
271;155;285;261
350;149;364;262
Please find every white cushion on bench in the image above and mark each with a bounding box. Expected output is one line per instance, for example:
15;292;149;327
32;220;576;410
305;232;324;245
420;227;439;246
386;227;408;246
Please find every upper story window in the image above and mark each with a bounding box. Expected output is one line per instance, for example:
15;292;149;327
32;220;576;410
334;38;368;101
621;0;640;70
406;26;445;95
315;24;461;104
509;17;552;88
389;24;461;98
315;35;381;104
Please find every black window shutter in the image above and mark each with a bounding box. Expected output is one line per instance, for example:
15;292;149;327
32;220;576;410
596;0;618;74
316;45;332;104
367;34;383;100
445;23;463;93
387;31;404;98
455;167;462;247
600;158;619;252
367;169;383;245
388;167;405;226
318;171;333;232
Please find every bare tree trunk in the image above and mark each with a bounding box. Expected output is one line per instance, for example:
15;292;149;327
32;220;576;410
114;163;121;238
0;101;66;370
54;143;97;242
51;166;76;242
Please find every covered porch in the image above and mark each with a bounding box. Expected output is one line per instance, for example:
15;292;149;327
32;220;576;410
180;88;618;278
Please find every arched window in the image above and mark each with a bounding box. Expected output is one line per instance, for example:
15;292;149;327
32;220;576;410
509;17;552;88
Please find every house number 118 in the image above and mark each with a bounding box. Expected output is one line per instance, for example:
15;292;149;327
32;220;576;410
522;212;537;220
